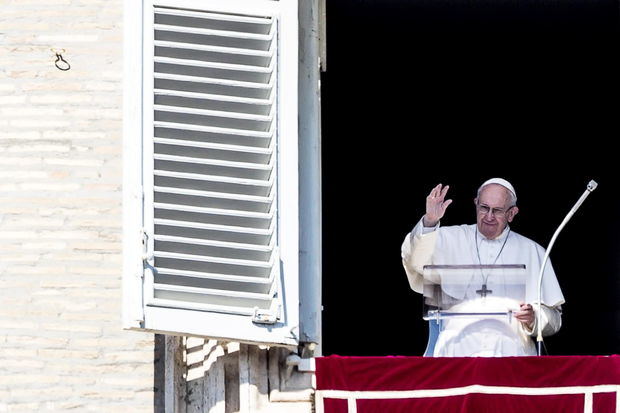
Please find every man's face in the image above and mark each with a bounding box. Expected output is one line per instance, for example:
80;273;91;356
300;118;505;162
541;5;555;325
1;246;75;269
475;184;518;239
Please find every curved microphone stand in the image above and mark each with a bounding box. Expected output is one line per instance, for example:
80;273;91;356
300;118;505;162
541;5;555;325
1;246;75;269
535;180;598;356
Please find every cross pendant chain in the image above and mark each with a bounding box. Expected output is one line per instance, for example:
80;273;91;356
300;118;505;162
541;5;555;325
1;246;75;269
475;229;511;299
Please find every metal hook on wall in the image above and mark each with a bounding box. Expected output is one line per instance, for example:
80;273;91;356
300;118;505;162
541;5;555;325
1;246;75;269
51;48;71;71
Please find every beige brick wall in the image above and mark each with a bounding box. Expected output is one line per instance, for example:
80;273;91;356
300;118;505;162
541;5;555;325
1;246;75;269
0;1;155;411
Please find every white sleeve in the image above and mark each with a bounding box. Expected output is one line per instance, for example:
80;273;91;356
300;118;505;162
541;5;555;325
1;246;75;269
522;305;563;337
401;218;439;294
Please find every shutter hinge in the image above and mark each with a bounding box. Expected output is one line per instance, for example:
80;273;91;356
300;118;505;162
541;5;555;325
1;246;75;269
252;306;280;325
140;228;153;264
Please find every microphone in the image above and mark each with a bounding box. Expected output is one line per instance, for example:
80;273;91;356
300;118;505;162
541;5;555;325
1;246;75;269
535;180;597;356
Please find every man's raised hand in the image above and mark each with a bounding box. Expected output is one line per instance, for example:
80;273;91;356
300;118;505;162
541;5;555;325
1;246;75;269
423;184;453;227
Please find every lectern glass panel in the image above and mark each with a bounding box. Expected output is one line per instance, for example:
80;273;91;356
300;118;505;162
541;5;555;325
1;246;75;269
422;264;527;322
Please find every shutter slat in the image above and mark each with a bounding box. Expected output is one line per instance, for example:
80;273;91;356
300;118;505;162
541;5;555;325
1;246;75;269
156;80;272;101
154;211;272;231
154;127;271;149
154;177;271;197
155;224;272;247
154;154;272;170
154;283;273;300
154;137;272;154
155;73;273;91
154;7;273;27
154;202;272;219
154;110;272;132
148;298;255;316
155;266;278;293
154;259;270;278
155;56;273;73
154;203;273;229
153;291;273;311
155;270;275;293
155;63;272;85
154;170;272;187
154;104;272;122
154;89;272;106
154;218;274;235
156;267;274;283
154;251;272;268
156;241;272;262
154;42;272;70
154;121;272;138
154;235;273;252
154;25;274;42
155;94;273;117
154;186;273;203
154;18;274;51
154;187;273;214
149;6;281;320
154;159;272;181
156;164;271;181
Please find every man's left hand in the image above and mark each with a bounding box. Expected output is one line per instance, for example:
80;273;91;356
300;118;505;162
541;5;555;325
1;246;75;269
515;302;535;329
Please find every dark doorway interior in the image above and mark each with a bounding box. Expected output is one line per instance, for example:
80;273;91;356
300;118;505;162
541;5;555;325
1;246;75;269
321;0;620;356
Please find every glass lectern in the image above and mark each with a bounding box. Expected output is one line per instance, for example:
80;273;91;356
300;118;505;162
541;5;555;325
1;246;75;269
422;264;529;357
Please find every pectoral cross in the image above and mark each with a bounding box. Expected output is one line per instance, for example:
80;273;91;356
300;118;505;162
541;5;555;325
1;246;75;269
476;284;493;297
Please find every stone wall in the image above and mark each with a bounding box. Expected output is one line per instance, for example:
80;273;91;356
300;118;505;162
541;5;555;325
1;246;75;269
0;1;155;411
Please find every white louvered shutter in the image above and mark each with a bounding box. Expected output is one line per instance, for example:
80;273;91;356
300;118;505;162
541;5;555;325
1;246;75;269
124;0;299;346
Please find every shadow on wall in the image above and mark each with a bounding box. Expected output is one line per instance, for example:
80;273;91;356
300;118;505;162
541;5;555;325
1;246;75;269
153;337;314;412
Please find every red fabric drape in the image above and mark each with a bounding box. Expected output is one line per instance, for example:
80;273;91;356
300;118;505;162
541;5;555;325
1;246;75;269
316;356;620;413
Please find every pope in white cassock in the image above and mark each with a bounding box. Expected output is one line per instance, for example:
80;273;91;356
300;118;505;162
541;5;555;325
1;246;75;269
401;178;564;357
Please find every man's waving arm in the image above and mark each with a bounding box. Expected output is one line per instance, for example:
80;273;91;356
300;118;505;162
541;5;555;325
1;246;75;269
401;184;452;293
